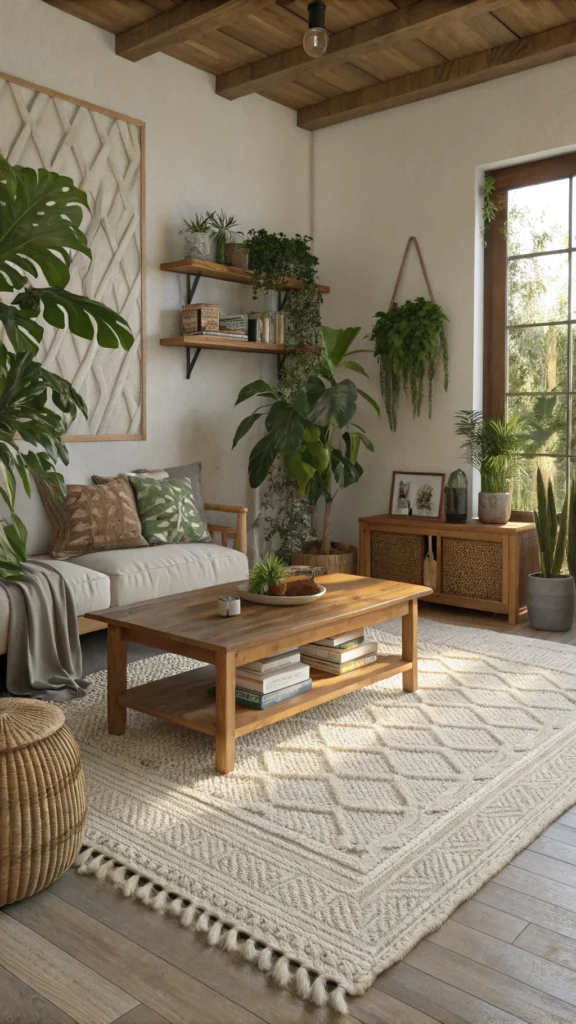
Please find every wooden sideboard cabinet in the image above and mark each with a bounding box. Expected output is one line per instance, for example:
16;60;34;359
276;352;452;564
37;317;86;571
359;515;539;624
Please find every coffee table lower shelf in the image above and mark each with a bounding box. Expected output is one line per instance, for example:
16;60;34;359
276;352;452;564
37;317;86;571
118;654;410;738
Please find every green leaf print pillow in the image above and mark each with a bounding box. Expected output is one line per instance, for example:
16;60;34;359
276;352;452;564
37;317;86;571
130;476;211;545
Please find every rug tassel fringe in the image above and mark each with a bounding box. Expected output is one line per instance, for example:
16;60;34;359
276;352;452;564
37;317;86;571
74;847;349;1014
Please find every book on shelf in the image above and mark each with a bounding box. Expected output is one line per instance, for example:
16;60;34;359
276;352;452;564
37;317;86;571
313;628;365;648
182;330;248;340
243;649;300;674
236;661;310;694
300;653;378;675
208;677;312;708
299;640;377;664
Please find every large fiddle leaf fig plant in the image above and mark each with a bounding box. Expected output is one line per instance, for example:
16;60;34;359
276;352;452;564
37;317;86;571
0;154;133;578
233;326;379;555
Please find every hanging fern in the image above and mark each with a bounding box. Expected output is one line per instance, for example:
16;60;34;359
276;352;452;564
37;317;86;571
371;297;449;432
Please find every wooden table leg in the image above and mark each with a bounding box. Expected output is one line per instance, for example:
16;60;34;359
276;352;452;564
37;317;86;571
215;650;236;774
402;598;418;693
107;625;128;735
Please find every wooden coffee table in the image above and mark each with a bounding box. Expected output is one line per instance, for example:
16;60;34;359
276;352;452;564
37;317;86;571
88;573;431;773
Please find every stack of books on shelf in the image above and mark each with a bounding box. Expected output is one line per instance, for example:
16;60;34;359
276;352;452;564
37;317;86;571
299;629;378;674
210;650;312;709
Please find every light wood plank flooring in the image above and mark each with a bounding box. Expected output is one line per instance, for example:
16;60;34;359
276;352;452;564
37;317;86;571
2;606;576;1024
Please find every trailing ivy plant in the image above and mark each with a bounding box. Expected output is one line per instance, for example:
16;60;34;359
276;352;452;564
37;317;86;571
0;154;134;578
241;229;324;556
371;297;449;433
482;174;506;246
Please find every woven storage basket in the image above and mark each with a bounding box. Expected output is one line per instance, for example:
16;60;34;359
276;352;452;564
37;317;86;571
0;698;86;907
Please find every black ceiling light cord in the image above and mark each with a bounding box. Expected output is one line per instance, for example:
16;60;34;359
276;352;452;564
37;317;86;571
303;0;329;58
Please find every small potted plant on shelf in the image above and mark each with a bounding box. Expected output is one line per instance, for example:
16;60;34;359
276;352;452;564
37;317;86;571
529;468;574;631
455;410;526;525
180;211;216;262
233;326;379;574
210;209;242;265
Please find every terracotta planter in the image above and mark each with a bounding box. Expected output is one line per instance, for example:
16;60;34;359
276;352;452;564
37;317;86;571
478;491;511;525
291;542;357;576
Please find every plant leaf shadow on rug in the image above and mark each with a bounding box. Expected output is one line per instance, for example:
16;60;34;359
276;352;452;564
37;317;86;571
63;620;576;1014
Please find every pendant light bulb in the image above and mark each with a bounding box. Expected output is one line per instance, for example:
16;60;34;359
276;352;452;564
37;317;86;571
304;1;328;58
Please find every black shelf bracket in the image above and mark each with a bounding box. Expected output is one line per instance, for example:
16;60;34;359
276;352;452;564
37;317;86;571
186;348;201;379
186;273;201;304
277;290;288;312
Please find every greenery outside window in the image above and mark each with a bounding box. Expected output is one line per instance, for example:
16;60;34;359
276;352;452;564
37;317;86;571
484;153;576;510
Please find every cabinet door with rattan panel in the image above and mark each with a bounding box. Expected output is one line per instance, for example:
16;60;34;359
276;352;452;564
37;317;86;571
441;538;503;602
370;530;426;585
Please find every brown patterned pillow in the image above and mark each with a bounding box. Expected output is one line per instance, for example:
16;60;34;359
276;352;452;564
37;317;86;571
39;475;147;559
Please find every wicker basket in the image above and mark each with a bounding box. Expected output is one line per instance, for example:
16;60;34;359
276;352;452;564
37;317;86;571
0;698;86;907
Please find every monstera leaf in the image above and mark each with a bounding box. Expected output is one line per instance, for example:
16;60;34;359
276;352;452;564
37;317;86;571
0;157;90;292
14;288;134;351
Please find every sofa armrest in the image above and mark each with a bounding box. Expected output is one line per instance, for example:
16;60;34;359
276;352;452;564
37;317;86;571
204;503;248;556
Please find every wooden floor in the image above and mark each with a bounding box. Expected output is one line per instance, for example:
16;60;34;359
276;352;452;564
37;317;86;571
3;606;576;1024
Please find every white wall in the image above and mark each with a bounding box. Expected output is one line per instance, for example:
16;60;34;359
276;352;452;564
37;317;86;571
313;59;576;546
0;0;311;552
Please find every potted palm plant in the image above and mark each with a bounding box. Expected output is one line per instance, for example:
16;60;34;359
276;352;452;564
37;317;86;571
529;469;574;630
455;411;526;524
0;154;133;577
233;326;379;573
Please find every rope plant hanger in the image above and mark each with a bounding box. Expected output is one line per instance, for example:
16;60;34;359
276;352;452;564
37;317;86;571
371;236;449;432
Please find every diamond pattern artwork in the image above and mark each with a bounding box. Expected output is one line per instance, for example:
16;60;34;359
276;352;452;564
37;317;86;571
64;619;576;997
0;76;144;439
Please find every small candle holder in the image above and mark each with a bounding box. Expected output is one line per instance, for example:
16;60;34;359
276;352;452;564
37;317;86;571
218;595;241;617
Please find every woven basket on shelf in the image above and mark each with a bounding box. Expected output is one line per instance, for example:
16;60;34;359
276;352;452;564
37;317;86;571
0;698;86;907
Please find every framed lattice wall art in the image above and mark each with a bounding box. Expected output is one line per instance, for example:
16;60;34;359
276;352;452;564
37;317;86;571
0;72;146;440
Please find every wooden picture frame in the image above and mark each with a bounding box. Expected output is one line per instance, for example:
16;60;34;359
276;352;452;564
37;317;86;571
389;471;445;520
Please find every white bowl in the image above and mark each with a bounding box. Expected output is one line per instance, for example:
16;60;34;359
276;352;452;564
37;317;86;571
237;583;326;606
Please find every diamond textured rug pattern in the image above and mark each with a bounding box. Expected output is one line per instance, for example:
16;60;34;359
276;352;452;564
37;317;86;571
63;620;576;1012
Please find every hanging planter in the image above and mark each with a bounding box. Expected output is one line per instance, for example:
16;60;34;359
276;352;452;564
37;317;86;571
371;237;449;432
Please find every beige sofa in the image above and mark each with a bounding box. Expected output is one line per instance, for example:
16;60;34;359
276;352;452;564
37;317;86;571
0;504;249;654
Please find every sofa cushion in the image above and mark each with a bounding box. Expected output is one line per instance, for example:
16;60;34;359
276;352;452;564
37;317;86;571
0;559;111;656
39;475;147;559
69;543;248;606
129;476;211;545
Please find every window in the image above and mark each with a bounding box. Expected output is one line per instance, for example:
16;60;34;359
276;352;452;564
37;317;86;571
484;153;576;509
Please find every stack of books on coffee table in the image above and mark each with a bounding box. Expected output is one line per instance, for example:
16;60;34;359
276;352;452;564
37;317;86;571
299;629;378;674
210;650;312;709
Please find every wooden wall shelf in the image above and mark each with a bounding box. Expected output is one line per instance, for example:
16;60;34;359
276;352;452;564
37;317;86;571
161;335;303;355
160;258;330;294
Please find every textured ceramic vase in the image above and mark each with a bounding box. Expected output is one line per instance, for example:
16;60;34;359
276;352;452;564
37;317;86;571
184;231;216;262
527;573;576;631
478;491;511;525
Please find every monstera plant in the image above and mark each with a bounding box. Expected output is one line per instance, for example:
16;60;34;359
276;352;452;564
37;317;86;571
233;326;379;562
0;154;133;578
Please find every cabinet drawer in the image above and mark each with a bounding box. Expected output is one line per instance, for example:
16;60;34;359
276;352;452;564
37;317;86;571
370;530;426;585
441;537;503;601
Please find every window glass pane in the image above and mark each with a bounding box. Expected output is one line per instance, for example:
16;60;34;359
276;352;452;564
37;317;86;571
512;456;567;511
508;179;569;256
508;324;568;392
507;393;567;454
508;253;568;326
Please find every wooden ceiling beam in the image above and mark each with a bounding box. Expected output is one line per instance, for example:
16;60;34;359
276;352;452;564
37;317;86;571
216;0;514;100
116;0;272;62
297;21;576;130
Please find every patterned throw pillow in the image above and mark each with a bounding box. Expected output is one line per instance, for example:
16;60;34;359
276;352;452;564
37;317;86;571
129;476;211;545
39;475;148;559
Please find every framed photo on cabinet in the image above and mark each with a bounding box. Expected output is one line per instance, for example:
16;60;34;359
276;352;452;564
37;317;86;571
389;471;445;520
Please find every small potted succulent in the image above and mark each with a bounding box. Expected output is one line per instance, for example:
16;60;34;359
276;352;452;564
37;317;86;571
180;211;216;262
248;553;289;596
208;210;242;266
529;468;575;631
455;410;526;525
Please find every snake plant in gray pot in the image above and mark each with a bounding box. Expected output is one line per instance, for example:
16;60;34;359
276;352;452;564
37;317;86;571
529;468;575;631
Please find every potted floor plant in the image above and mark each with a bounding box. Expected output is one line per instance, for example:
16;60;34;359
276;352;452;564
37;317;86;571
529;468;574;631
455;411;526;524
233;326;379;573
0;154;134;577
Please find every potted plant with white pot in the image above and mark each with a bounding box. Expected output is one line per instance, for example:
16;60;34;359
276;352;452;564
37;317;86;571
180;211;217;262
529;468;575;630
455;410;526;524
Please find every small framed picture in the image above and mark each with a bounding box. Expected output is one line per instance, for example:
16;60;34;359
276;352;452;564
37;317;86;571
389;472;445;520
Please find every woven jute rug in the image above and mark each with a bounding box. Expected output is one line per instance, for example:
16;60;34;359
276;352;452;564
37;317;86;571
64;620;576;1013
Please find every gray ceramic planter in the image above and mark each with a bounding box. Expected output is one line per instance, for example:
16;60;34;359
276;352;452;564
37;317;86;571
527;573;576;631
478;491;511;525
183;231;216;262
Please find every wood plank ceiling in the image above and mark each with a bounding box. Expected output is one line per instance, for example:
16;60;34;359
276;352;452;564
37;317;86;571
42;0;576;129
